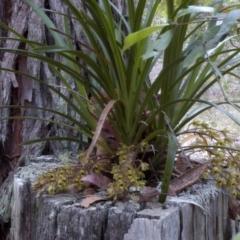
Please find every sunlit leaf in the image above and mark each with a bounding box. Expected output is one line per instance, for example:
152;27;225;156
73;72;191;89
122;25;168;51
176;5;215;19
142;30;173;60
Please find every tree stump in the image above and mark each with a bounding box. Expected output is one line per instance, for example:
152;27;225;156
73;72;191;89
10;157;240;240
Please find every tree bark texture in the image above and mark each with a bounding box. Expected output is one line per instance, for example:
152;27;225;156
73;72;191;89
0;0;128;238
0;0;89;164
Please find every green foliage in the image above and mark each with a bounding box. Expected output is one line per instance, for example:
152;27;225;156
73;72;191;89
1;0;240;202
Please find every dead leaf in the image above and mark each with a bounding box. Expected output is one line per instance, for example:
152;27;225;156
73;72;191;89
228;199;240;220
67;184;81;194
139;186;160;202
175;153;191;173
81;173;111;189
86;100;117;160
199;134;208;146
170;162;208;193
100;128;119;152
80;195;106;208
136;185;177;203
94;157;112;172
96;129;119;156
180;134;197;146
89;111;119;143
83;187;96;196
167;184;177;196
131;185;177;203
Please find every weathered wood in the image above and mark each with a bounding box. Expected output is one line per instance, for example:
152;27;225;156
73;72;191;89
104;204;137;240
10;159;240;240
11;176;139;240
125;205;180;240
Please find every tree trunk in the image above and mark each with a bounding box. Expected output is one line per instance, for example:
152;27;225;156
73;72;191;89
0;0;131;238
0;0;88;162
0;0;124;238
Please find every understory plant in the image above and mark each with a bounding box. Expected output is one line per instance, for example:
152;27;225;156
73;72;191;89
1;0;240;203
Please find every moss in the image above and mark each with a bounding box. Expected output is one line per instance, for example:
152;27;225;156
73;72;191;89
0;182;13;223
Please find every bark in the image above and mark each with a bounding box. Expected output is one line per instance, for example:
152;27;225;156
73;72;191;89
0;0;126;238
0;0;90;169
0;0;90;237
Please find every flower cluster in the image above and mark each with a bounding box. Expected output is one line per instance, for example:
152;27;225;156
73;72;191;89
107;143;148;197
33;141;149;198
32;165;86;195
191;120;239;198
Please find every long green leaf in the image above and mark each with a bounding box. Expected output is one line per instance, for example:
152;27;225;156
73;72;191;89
159;131;178;203
122;25;168;51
